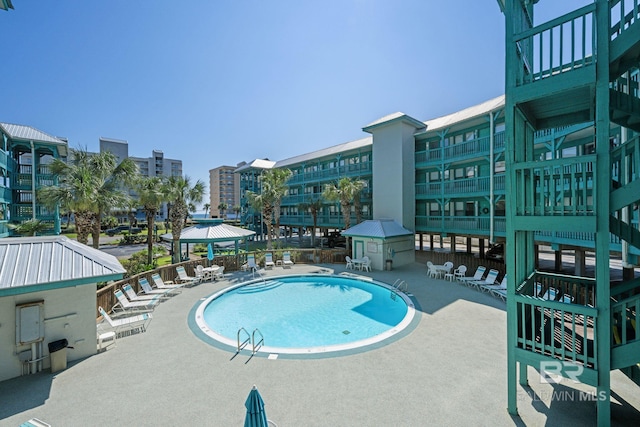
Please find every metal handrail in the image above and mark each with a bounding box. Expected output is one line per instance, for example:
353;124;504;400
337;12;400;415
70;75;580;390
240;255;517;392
252;328;264;355
237;327;250;353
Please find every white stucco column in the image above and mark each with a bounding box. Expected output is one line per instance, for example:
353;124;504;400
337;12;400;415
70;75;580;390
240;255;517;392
363;112;424;231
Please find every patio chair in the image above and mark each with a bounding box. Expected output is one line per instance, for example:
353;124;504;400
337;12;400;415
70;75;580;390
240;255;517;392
122;284;162;303
98;306;152;338
152;273;187;290
453;265;467;281
140;277;180;297
175;266;198;286
468;269;499;290
359;256;371;272
345;256;354;270
213;265;226;280
264;253;275;269
427;261;440;278
195;265;209;282
282;251;294;268
458;266;486;286
113;289;157;314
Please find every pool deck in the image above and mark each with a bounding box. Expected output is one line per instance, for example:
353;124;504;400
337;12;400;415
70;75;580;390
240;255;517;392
1;262;639;426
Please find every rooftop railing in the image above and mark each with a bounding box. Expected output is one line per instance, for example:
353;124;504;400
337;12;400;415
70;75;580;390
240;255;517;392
610;0;640;41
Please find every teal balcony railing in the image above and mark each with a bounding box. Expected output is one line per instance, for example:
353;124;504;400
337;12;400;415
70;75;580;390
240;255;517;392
287;162;372;185
610;0;640;42
514;156;595;216
513;4;595;87
416;175;506;197
416;215;506;235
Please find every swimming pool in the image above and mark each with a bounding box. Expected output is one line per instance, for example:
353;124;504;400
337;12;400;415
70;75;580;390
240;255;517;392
193;274;416;355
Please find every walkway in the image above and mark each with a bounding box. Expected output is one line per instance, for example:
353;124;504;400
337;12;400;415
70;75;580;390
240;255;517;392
0;263;638;426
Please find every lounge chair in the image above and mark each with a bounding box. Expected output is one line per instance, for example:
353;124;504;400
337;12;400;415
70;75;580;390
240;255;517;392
152;273;186;290
139;277;180;297
264;253;275;269
113;289;157;313
282;251;294;268
247;254;260;272
546;287;574;303
175;266;198;286
98;306;152;338
458;266;486;286
480;274;507;294
122;284;162;303
469;269;499;290
345;256;354;270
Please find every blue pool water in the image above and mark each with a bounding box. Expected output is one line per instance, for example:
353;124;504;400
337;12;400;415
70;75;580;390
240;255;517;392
196;275;413;353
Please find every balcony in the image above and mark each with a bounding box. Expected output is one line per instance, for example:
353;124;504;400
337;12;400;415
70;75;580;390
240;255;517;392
416;215;506;236
416;175;506;198
416;133;505;167
287;162;372;185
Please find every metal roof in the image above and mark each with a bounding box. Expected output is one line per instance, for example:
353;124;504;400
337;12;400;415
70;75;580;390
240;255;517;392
0;122;67;145
275;137;372;168
0;236;126;296
418;95;505;135
362;112;425;133
234;159;276;173
342;219;414;238
161;222;256;243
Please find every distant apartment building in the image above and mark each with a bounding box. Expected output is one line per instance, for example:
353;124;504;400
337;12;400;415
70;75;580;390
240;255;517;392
208;165;240;219
99;137;183;221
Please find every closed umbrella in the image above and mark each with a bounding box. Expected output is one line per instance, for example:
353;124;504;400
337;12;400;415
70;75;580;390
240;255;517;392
207;243;214;261
244;385;268;427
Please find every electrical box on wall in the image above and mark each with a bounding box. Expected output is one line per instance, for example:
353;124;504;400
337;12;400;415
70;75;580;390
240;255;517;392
16;301;45;345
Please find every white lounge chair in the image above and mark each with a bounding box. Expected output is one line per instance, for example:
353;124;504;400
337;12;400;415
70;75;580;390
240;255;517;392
264;253;275;269
469;269;499;290
113;289;157;313
139;277;180;297
282;251;294;268
247;254;260;272
152;273;186;290
480;274;507;294
458;266;486;286
98;306;152;338
175;266;198;286
122;284;162;303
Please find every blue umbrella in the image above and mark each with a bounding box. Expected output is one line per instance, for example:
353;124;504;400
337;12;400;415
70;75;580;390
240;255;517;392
244;385;268;427
207;243;214;261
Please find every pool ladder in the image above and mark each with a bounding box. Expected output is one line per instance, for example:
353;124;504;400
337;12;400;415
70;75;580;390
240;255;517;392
237;327;264;355
392;279;408;293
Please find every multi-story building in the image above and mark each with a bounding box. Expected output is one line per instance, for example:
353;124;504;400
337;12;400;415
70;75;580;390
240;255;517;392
99;137;183;221
208;165;240;219
0;123;68;237
236;159;275;236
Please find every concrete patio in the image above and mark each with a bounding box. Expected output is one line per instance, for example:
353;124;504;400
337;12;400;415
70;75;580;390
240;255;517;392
1;262;639;426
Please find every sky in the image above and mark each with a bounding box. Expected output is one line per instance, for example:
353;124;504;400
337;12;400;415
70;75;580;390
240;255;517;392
0;0;590;209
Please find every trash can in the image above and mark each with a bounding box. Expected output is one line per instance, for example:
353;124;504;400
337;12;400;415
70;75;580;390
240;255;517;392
385;259;393;271
48;339;68;373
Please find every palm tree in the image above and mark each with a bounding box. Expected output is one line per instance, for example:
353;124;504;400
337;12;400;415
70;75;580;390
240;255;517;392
203;203;210;218
164;175;206;263
267;168;292;239
299;198;323;247
246;169;291;249
39;148;136;247
8;219;50;236
323;177;365;251
134;176;166;265
217;202;228;219
232;205;242;223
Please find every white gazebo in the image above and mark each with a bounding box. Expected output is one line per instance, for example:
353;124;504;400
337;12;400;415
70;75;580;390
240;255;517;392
342;219;415;271
161;219;256;257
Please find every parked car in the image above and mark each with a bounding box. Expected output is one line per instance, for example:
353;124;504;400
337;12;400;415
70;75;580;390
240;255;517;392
328;231;346;248
105;225;142;236
485;243;504;263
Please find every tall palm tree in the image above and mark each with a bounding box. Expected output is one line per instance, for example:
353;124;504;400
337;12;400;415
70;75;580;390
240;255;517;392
134;176;166;265
164;175;206;263
232;205;241;222
299;197;323;247
203;203;210;218
217;202;228;219
323;177;365;251
39;148;136;247
267;168;292;239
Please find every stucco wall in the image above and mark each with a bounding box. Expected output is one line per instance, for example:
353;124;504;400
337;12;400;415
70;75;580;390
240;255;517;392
0;284;97;382
352;235;415;271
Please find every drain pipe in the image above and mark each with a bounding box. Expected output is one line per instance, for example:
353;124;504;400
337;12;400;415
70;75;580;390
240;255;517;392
30;140;36;220
489;112;495;243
